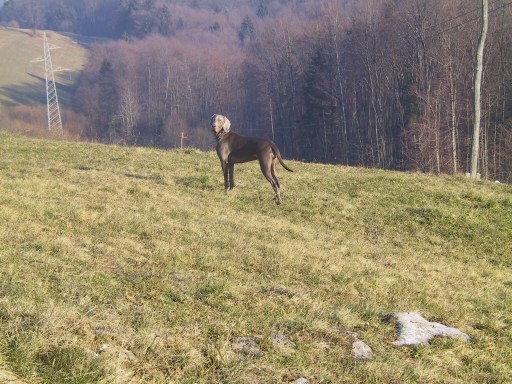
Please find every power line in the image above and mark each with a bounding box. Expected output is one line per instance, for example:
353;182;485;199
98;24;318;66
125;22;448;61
431;0;501;30
349;0;512;66
434;0;512;36
31;32;67;132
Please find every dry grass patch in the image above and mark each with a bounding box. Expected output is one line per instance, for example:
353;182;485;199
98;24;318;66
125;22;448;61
0;132;511;383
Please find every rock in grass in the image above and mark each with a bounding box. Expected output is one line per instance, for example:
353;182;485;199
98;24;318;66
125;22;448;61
292;378;310;384
352;340;373;360
271;332;296;348
232;337;262;356
385;312;470;346
347;332;372;361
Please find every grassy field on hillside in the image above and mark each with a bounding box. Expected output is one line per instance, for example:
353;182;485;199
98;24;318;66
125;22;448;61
0;28;88;138
0;28;87;108
0;132;511;383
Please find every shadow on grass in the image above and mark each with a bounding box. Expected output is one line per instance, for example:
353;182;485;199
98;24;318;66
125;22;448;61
0;75;80;108
0;81;46;106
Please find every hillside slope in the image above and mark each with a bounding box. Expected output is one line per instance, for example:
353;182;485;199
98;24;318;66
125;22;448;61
0;28;87;108
0;132;511;383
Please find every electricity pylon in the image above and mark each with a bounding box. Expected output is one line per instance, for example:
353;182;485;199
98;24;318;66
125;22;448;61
31;32;64;132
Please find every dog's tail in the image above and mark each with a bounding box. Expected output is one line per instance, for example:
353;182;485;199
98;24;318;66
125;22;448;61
271;143;293;172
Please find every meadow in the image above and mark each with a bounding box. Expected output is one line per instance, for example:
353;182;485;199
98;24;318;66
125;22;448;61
0;131;511;383
0;28;87;107
0;28;88;139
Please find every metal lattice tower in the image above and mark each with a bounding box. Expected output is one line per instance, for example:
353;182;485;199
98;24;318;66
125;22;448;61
31;32;63;131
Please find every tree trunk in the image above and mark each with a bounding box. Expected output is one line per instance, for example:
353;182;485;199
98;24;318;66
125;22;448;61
470;0;488;179
448;36;458;175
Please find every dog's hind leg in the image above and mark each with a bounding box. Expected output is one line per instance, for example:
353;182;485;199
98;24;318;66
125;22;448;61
270;158;283;204
259;158;282;204
271;159;281;190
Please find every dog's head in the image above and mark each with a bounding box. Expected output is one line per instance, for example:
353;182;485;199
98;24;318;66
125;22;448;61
210;114;231;135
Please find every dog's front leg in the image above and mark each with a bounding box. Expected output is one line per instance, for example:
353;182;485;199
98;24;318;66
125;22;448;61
221;161;230;191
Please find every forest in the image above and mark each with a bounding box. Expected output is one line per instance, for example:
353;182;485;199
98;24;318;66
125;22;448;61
1;0;512;181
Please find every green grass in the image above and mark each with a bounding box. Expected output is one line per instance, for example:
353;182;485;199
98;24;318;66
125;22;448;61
0;131;511;383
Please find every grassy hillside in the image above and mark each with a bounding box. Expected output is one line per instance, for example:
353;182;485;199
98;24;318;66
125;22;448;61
0;132;511;383
0;28;87;110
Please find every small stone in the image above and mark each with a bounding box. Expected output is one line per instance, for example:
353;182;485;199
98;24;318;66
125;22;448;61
123;349;138;362
84;348;99;359
232;337;262;356
352;340;372;360
271;332;296;348
292;378;309;384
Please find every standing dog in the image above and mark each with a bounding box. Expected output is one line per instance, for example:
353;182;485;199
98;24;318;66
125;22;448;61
210;114;293;205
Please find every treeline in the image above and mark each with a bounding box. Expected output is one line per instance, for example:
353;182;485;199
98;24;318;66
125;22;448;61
1;0;184;38
2;0;512;181
0;0;312;38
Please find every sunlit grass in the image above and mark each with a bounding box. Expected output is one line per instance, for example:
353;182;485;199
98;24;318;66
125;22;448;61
0;132;511;383
0;28;87;106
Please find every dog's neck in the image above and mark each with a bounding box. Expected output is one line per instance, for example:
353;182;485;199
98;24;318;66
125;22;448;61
215;130;231;142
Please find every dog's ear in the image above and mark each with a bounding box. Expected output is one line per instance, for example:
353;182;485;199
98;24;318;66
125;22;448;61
222;116;231;132
211;114;221;134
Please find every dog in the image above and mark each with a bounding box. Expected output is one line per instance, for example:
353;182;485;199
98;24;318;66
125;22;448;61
210;114;293;205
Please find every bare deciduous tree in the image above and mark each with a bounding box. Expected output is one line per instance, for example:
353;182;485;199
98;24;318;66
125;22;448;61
470;0;488;179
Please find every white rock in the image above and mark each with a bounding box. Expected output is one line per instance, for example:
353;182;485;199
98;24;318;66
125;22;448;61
386;312;470;346
352;340;372;360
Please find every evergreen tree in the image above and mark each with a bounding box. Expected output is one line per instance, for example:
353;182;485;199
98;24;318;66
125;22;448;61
302;48;338;162
97;60;120;140
238;15;255;47
257;1;269;19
